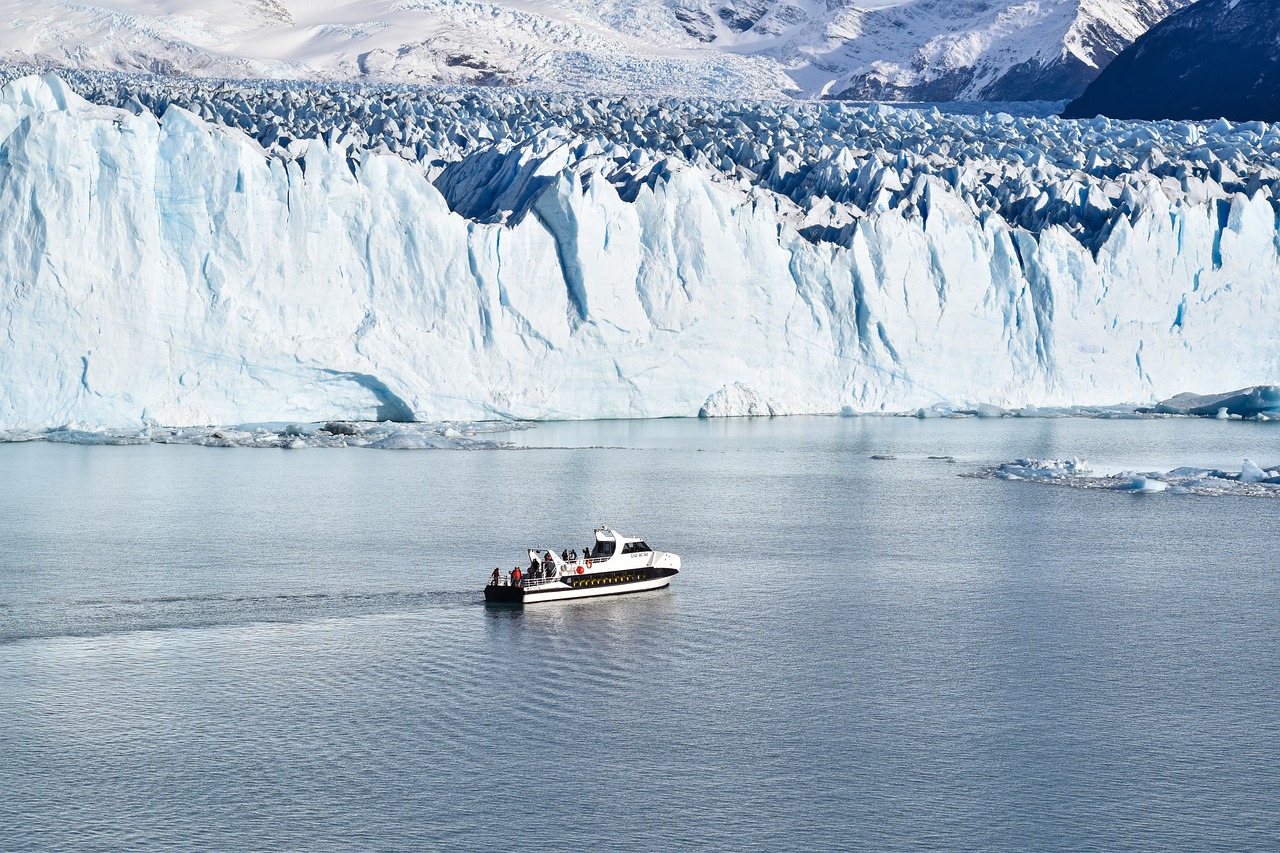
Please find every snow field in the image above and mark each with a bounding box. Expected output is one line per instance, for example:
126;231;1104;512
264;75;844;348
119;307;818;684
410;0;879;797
0;0;1189;101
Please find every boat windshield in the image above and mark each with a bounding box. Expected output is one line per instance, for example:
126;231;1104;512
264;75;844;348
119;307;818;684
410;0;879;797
621;541;650;554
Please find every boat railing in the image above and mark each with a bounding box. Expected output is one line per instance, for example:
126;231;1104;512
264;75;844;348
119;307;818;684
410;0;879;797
519;574;563;589
487;573;564;589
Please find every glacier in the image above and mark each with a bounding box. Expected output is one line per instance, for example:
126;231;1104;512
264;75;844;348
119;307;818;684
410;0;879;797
1;72;1280;429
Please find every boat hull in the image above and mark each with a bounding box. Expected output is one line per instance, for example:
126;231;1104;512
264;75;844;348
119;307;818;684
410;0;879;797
485;566;678;605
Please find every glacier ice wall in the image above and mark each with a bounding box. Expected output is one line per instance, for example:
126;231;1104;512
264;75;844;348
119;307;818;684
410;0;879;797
1;73;1279;428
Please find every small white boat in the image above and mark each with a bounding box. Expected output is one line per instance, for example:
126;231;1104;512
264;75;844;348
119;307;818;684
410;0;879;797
484;527;680;604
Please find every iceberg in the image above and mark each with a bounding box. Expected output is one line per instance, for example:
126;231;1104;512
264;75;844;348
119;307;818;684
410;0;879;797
2;72;1280;429
1148;386;1280;418
698;383;783;418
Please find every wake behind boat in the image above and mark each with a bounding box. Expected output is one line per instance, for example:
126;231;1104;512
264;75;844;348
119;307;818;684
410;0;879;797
484;527;680;604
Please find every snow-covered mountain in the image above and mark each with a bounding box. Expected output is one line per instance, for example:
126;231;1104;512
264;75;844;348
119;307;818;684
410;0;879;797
2;72;1279;429
1063;0;1280;121
0;0;1190;100
772;0;1196;101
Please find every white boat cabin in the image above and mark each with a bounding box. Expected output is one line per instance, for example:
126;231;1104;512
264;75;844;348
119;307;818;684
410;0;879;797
523;527;652;573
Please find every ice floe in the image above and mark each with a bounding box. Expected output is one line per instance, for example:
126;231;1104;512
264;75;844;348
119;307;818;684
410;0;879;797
972;457;1280;498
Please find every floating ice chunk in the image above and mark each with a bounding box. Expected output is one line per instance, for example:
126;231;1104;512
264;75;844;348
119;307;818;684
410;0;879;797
1240;459;1267;483
987;457;1093;480
366;431;440;449
1115;476;1169;493
698;383;780;418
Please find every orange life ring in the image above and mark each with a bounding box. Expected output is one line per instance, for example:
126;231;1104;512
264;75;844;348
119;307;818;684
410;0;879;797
576;566;585;574
585;559;593;569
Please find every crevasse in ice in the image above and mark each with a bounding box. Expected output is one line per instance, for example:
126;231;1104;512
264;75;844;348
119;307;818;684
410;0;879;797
1;73;1279;429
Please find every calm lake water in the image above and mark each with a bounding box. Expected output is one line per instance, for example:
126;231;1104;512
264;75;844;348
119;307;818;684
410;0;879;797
2;416;1278;851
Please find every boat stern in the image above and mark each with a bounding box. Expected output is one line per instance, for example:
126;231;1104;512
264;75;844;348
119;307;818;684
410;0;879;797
484;583;524;605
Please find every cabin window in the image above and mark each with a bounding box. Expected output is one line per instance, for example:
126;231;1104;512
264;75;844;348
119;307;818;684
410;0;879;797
594;540;616;558
621;541;651;554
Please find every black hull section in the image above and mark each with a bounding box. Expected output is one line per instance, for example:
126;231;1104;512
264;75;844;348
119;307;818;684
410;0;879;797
484;584;524;604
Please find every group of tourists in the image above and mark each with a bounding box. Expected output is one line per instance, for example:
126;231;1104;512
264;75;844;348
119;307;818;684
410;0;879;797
488;545;595;586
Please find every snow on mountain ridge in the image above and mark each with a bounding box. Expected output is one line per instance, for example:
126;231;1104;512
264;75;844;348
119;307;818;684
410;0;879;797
806;0;1196;101
0;0;1190;100
2;72;1279;429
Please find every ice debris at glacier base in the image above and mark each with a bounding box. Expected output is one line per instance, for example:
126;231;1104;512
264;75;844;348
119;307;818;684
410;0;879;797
972;458;1280;498
3;71;1280;428
0;421;521;450
908;386;1280;421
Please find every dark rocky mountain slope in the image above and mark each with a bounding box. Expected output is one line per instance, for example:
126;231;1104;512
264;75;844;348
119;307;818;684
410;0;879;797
1063;0;1280;120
